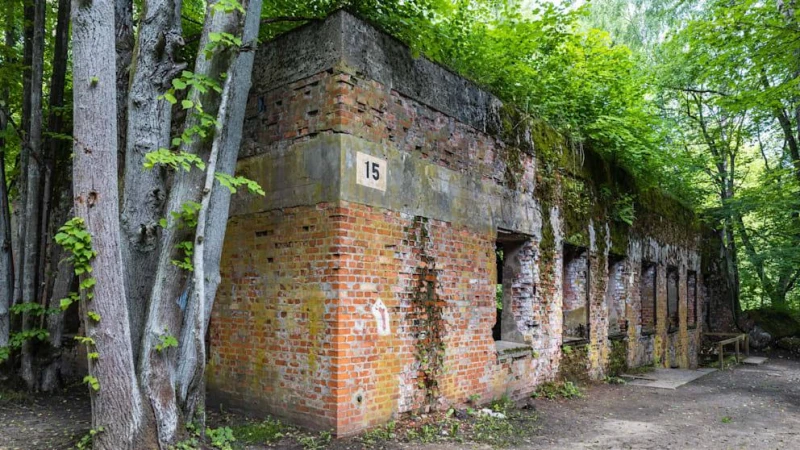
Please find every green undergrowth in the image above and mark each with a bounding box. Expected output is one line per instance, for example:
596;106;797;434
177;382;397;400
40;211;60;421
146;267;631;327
625;363;656;375
531;381;583;400
359;395;539;448
229;417;288;444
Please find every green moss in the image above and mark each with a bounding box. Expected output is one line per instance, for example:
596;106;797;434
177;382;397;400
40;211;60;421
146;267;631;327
559;343;591;383
504;145;524;191
607;340;628;377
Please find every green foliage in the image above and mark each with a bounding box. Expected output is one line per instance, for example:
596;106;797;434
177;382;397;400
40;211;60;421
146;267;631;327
55;218;97;277
74;336;96;346
155;330;179;352
171;241;194;272
60;292;80;310
143;148;206;172
167;202;202;229
361;421;397;446
83;375;100;391
230;418;288;444
74;426;104;450
206;426;236;450
214;172;265;195
532;381;583;400
297;430;332;450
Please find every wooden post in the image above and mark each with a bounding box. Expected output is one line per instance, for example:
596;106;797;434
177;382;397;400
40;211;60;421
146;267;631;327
735;339;740;363
745;334;750;357
719;342;724;369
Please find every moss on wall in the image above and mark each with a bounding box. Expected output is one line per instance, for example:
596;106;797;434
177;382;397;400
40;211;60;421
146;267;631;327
558;344;591;383
607;339;628;377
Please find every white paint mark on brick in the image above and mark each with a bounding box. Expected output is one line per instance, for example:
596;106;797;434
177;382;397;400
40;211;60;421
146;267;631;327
372;299;391;336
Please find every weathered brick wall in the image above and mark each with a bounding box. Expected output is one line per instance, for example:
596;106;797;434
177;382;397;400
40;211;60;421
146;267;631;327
208;205;340;430
208;10;708;435
562;247;589;340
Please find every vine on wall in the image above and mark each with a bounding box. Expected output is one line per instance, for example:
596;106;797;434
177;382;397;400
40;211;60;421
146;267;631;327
407;216;446;410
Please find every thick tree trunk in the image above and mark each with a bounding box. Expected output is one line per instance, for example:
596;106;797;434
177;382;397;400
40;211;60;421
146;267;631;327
20;0;47;390
177;0;263;425
71;0;152;447
121;0;183;361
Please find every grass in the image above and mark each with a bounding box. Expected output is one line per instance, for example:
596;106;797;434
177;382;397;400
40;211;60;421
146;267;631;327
531;381;583;400
229;417;289;444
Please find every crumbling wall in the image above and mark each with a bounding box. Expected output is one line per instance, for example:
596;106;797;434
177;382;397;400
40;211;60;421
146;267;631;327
209;10;709;435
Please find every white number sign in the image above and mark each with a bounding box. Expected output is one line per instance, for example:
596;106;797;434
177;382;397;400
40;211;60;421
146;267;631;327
356;152;387;192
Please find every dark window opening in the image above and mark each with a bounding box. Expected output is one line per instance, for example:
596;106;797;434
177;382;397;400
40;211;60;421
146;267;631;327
606;255;627;336
667;266;679;331
493;242;504;341
687;271;698;328
640;262;656;333
563;245;590;342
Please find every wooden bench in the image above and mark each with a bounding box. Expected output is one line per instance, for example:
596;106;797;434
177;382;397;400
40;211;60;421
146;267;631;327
704;332;749;368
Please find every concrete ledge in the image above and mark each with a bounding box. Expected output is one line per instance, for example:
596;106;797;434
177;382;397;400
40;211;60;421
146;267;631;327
496;340;533;360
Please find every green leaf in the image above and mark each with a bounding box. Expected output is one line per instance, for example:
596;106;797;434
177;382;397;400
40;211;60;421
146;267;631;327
172;78;187;90
163;92;177;105
83;375;100;391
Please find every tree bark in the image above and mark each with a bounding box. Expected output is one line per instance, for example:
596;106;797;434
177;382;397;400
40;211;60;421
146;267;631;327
40;196;73;392
33;0;72;390
20;0;46;389
0;3;15;350
136;3;242;444
115;0;134;177
121;0;183;363
13;0;36;314
177;0;263;426
0;101;11;350
71;0;151;447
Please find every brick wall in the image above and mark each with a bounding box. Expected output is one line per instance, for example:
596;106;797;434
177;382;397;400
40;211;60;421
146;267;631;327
208;10;709;436
640;263;657;332
562;247;589;340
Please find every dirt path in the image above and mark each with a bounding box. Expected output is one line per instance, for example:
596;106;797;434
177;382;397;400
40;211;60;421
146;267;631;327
529;355;800;450
1;354;799;449
0;387;90;450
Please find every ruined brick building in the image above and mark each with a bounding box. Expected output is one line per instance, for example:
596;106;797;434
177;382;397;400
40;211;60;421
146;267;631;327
207;11;710;436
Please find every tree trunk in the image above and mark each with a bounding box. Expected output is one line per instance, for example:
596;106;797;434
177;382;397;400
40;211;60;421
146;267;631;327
13;0;36;314
0;101;11;350
121;0;183;361
33;0;72;391
177;0;263;426
40;195;73;392
20;0;47;390
115;0;134;177
0;5;15;350
136;3;242;444
71;0;152;447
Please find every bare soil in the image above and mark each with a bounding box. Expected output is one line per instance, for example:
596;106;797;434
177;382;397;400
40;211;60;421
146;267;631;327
1;353;798;449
